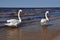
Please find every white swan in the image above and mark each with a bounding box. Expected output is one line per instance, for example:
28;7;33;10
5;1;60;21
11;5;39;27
40;11;49;25
4;9;22;27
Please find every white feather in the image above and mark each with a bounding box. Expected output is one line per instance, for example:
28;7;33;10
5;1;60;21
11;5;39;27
40;11;49;25
5;9;22;27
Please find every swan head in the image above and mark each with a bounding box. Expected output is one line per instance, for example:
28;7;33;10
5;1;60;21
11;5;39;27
19;9;22;13
46;11;49;14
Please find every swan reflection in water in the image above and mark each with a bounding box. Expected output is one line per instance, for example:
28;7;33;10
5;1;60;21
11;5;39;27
41;25;48;33
41;25;60;40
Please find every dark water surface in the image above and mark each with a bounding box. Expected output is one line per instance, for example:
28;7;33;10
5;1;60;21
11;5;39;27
0;8;60;40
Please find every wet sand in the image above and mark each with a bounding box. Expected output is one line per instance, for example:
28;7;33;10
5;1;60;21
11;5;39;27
0;21;60;40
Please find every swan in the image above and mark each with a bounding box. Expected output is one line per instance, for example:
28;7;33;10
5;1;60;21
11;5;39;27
40;11;49;25
4;9;22;27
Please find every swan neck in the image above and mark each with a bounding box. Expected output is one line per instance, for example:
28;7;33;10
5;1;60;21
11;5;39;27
45;12;49;20
18;11;21;22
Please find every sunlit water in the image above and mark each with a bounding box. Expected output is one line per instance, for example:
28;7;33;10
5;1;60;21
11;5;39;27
0;9;60;40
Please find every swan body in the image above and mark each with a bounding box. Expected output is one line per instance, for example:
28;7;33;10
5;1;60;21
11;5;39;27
40;11;49;25
6;19;21;26
5;9;22;27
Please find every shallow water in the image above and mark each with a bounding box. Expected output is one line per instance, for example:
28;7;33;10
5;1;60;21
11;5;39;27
0;8;60;40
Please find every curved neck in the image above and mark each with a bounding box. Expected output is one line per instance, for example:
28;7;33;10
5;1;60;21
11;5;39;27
18;11;21;22
45;12;49;20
